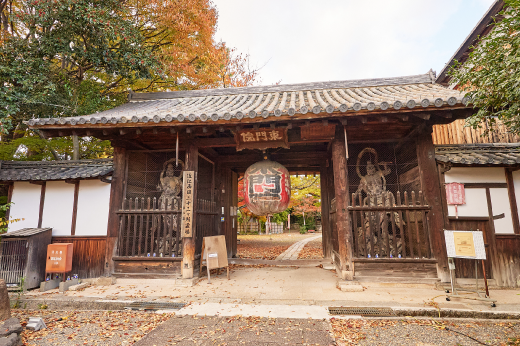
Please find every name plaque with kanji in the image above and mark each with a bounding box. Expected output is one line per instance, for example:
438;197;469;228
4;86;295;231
235;128;289;151
181;171;195;238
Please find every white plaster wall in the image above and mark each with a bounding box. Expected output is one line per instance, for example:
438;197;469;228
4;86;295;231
445;167;514;234
75;180;110;236
8;182;42;232
490;188;515;234
41;181;75;236
444;167;506;183
447;188;488;217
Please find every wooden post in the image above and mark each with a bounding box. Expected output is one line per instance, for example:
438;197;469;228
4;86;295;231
331;139;354;280
70;181;80;236
5;183;13;224
182;143;198;279
485;187;504;286
37;182;46;228
105;146;126;276
505;168;520;235
72;134;80;161
231;170;238;257
416;125;450;282
320;163;332;259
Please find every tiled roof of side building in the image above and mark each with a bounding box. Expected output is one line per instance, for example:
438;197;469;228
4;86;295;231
27;72;468;128
0;159;113;181
435;144;520;166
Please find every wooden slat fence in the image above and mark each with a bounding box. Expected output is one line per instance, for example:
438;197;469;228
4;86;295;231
117;197;182;258
0;239;28;284
348;191;432;259
196;199;218;255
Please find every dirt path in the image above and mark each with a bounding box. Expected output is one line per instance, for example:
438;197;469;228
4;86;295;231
236;233;320;260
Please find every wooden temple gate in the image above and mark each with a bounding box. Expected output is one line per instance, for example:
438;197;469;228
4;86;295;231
27;73;472;282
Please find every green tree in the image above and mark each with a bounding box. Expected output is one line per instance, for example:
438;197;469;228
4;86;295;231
449;0;520;133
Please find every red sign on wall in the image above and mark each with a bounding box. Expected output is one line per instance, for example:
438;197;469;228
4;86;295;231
446;182;465;219
446;182;465;205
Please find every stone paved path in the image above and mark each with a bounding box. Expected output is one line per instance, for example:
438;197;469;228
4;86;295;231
275;234;322;260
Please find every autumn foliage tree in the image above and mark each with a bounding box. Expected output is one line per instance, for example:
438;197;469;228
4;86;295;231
290;175;321;228
0;0;260;160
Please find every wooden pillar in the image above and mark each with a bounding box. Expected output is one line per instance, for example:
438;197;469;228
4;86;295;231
331;139;354;280
214;164;224;236
222;167;233;257
505;168;520;235
37;182;46;228
70;181;80;236
182;143;198;279
416;125;450;282
320;163;332;259
105;146;126;276
231;171;238;257
5;183;13;224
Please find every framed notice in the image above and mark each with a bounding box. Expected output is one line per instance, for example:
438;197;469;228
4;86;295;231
181;171;195;238
444;230;486;259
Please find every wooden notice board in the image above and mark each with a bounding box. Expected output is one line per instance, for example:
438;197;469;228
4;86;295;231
181;171;195;238
444;230;486;260
200;235;229;281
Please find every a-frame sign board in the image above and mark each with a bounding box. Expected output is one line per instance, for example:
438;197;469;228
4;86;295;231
199;235;230;283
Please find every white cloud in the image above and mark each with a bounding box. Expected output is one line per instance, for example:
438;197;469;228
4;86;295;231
213;0;495;85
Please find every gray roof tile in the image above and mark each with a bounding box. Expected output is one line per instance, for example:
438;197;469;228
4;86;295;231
27;73;467;128
435;144;520;166
0;159;113;181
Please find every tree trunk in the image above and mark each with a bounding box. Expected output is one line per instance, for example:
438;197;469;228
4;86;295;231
0;279;11;320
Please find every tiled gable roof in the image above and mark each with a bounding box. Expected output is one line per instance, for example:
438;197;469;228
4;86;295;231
27;73;467;128
0;159;113;181
435;144;520;166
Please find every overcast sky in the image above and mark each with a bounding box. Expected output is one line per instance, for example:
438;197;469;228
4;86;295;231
213;0;495;85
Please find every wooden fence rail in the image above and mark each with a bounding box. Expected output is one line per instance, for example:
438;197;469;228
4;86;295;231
348;191;432;259
116;197;182;258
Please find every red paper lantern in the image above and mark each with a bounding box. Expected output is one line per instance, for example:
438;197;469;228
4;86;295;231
243;160;291;216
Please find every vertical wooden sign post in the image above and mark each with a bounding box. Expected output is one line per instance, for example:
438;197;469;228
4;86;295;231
181;170;195;278
181;171;195;238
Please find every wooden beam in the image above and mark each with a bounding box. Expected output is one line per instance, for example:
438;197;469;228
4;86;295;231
464;183;508;189
505;168;520;235
70;181;80;236
38;182;46;228
395;123;426;151
413;114;431;120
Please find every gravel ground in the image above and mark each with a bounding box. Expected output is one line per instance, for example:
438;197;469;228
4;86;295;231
331;318;520;346
11;310;171;346
135;315;334;345
298;239;324;259
237;233;314;260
